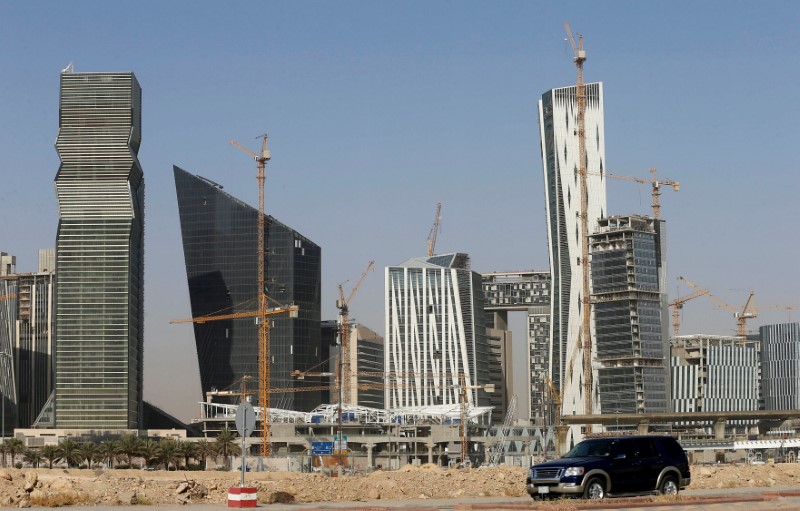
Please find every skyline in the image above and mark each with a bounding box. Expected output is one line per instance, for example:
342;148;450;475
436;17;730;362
1;2;799;421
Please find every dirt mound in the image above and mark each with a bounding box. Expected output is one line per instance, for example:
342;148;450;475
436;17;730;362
0;463;792;506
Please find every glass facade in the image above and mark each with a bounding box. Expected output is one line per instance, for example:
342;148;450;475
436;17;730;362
760;323;800;410
173;166;323;412
54;72;144;429
590;216;670;415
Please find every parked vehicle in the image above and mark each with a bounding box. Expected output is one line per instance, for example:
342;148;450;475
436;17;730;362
526;435;691;499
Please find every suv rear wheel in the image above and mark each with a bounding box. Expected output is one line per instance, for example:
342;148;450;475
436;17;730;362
659;475;678;496
583;477;605;499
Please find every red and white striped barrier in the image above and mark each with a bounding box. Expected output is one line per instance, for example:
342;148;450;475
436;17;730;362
227;486;257;508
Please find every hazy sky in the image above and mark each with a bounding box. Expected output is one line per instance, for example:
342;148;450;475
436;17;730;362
1;2;798;421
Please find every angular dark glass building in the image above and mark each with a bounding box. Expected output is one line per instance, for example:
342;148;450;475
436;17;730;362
173;166;323;411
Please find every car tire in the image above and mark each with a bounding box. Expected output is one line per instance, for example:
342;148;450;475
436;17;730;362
583;477;605;499
659;474;679;496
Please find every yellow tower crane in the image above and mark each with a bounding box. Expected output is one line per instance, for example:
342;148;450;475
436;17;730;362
610;169;679;219
426;203;442;257
337;260;375;405
564;21;593;416
668;284;709;336
678;276;755;339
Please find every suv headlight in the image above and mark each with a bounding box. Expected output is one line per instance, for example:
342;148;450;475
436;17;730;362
564;467;585;477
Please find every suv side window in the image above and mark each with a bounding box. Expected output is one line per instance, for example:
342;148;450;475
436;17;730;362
657;438;687;459
621;438;657;459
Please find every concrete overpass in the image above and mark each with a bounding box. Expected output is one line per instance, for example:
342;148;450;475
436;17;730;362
562;410;800;440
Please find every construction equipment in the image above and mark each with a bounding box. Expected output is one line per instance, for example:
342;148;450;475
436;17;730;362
759;305;800;321
228;134;276;457
564;20;594;417
601;169;679;219
678;276;756;339
487;394;517;466
458;373;494;467
426;203;442;257
337;260;375;404
543;375;566;456
669;284;709;336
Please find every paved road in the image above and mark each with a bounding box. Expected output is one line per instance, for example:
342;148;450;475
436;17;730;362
50;486;800;511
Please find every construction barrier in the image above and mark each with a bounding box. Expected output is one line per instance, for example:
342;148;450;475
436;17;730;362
227;486;257;508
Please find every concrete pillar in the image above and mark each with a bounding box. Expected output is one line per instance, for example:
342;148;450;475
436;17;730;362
366;443;374;469
637;421;650;435
427;443;434;464
714;419;727;439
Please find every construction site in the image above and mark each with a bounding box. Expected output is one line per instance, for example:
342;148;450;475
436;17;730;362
159;21;800;474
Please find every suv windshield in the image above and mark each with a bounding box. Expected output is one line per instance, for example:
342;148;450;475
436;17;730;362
563;439;617;458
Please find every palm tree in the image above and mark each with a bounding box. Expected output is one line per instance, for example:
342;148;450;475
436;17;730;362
23;448;41;468
41;445;60;469
175;440;198;469
57;438;82;468
4;438;25;467
156;439;180;471
195;440;216;470
215;427;240;470
140;439;159;469
98;440;120;469
76;442;98;469
117;434;142;468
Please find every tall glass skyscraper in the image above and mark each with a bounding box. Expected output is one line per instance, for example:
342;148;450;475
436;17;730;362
173;166;323;412
538;83;607;428
590;215;670;415
54;71;144;429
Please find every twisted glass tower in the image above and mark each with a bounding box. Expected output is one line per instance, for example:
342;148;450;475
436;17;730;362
54;71;144;429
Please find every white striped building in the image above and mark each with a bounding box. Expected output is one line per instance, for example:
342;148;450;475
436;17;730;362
670;335;760;424
385;254;491;410
538;83;607;442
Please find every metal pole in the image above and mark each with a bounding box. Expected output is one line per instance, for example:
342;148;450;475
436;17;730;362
241;410;247;487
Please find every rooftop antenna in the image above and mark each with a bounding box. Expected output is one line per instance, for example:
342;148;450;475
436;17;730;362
61;62;74;74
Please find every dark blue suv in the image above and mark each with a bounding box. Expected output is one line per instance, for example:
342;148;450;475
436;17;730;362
526;435;691;499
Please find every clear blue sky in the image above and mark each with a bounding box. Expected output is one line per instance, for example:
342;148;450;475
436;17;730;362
1;1;798;421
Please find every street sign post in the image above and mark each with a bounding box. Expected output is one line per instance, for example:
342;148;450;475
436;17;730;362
234;402;256;487
311;441;334;455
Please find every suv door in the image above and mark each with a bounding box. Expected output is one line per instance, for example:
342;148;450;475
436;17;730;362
610;438;661;493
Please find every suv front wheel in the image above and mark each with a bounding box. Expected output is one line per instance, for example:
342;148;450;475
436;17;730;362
659;475;679;496
583;477;605;499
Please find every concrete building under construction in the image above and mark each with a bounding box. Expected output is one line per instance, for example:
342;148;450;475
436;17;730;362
589;215;670;415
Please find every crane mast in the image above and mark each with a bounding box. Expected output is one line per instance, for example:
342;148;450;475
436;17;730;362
565;21;593;416
230;135;274;457
338;260;375;404
426;203;442;257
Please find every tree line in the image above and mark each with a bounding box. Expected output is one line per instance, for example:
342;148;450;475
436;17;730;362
0;427;243;471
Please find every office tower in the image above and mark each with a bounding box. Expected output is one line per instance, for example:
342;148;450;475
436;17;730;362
671;335;760;428
538;83;607;422
0;255;18;435
385;253;490;410
481;271;551;425
54;71;144;429
0;250;57;429
173;166;323;412
321;321;384;409
760;323;800;410
589;215;669;414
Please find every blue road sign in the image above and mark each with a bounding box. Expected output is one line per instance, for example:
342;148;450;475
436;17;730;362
311;441;334;455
